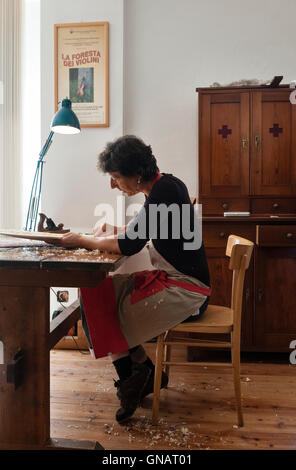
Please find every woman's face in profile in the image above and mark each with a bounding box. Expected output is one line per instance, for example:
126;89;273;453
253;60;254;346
109;171;139;196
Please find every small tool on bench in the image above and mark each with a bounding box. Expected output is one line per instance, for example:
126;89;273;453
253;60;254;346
38;213;70;233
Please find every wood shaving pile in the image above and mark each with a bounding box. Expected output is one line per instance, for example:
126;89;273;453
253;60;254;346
0;246;116;263
104;416;199;449
95;381;112;393
101;415;227;450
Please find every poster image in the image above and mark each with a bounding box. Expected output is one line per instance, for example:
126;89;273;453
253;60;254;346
69;67;94;103
54;22;109;127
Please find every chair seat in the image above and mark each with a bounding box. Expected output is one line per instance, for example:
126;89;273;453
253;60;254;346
171;305;234;334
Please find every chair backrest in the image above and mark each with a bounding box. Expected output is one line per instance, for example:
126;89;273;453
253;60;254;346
225;235;254;340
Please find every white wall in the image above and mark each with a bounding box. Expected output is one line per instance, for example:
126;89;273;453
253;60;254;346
124;0;296;198
40;0;124;233
40;0;296;271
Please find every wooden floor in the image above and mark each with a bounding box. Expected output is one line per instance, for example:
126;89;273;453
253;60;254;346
50;344;296;450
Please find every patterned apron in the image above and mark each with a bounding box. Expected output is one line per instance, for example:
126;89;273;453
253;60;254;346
80;242;211;359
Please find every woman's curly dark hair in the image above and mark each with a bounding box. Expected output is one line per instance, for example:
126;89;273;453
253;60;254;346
97;135;159;181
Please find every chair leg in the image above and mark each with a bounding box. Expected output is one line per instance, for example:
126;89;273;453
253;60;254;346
152;333;165;425
231;343;244;427
163;344;171;381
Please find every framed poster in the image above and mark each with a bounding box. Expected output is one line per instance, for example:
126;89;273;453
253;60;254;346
54;22;109;127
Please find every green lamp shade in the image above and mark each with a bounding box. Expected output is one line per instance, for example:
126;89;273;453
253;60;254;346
50;98;81;134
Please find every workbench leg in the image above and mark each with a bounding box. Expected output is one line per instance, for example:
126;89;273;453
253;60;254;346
0;286;50;449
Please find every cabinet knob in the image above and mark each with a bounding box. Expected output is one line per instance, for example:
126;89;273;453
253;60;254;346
222;203;229;210
245;287;250;302
242;136;248;148
286;232;293;239
219;232;227;238
255;135;260;149
258;288;264;302
272;203;279;209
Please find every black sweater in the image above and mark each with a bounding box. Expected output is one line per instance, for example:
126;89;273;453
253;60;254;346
118;173;210;287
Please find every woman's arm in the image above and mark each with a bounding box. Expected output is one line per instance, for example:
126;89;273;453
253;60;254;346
47;232;122;254
93;222;127;238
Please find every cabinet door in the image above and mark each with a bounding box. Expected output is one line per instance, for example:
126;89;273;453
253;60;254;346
251;90;296;195
199;91;250;197
254;247;296;351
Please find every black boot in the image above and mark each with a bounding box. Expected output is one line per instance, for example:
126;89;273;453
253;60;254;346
112;356;132;382
141;367;169;398
114;359;169;400
140;356;169;397
115;362;152;424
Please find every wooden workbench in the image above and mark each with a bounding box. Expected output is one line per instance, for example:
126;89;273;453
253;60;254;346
0;242;125;450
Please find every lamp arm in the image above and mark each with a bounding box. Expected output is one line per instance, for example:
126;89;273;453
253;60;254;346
25;130;55;231
32;160;45;231
39;130;54;161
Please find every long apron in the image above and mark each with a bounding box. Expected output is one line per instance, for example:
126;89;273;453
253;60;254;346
80;242;211;359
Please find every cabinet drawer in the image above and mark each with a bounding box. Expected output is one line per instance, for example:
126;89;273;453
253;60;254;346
199;198;250;215
256;225;296;246
203;223;256;247
251;198;296;214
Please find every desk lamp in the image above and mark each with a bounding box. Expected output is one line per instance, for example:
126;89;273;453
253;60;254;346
25;98;80;231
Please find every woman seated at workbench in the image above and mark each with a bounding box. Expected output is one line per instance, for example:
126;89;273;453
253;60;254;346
51;135;211;424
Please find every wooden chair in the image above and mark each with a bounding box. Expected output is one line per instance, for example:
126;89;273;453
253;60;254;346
152;235;254;427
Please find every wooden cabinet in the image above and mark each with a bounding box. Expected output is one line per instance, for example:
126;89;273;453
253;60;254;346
197;85;296;352
198;85;296;215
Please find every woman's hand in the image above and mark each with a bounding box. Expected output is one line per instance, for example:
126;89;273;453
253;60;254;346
46;230;122;254
46;232;84;248
93;222;117;237
93;222;128;237
60;232;84;248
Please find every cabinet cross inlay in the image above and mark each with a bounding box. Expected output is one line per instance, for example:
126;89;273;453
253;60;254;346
218;125;232;139
269;123;283;137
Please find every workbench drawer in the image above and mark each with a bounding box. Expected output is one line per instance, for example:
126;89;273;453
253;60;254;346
256;225;296;246
203;223;256;247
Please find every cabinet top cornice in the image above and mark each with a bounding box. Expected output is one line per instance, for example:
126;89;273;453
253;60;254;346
196;84;290;92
